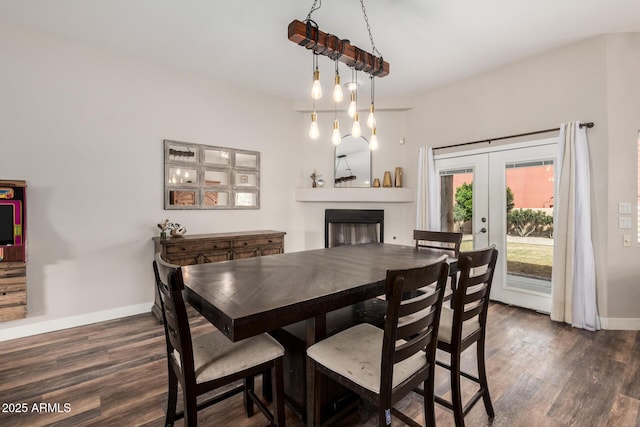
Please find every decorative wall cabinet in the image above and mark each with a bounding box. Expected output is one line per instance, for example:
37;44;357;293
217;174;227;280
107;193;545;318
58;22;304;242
164;140;260;209
152;230;285;321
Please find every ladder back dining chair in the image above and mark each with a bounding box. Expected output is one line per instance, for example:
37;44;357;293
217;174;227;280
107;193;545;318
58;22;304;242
417;245;498;427
306;255;449;427
153;253;286;426
414;230;463;301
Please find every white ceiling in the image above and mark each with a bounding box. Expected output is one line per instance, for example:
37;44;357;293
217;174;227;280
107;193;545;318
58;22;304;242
1;0;639;103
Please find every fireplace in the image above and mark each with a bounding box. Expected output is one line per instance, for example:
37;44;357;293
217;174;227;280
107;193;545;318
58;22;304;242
324;209;384;248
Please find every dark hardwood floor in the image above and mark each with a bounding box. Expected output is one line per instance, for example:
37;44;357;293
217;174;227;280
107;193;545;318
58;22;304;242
0;303;639;426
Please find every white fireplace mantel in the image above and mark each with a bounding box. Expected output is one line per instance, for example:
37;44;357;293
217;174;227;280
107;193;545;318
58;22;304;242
295;187;414;203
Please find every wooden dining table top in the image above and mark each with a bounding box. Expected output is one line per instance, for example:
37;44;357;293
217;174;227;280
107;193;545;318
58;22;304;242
182;243;453;342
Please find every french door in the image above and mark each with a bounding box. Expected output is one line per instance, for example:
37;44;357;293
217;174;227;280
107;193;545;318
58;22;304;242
434;139;556;313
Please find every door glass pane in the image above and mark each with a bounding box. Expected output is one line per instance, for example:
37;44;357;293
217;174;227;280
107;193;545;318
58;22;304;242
440;168;474;251
505;160;554;293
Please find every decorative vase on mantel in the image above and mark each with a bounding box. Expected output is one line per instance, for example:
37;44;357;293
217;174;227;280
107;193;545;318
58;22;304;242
382;171;392;187
394;167;403;187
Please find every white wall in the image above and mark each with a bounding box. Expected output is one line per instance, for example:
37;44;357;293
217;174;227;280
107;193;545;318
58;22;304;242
0;23;302;338
404;34;640;325
604;33;640;322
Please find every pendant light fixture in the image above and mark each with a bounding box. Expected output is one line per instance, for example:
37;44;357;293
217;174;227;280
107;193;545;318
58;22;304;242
331;89;341;145
367;75;376;129
352;112;362;138
291;0;388;145
309;110;319;139
332;59;343;103
369;127;379;150
347;68;358;118
331;118;341;145
311;52;322;100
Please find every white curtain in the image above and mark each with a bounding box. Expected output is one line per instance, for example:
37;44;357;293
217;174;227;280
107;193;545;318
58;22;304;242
416;147;440;230
551;122;600;331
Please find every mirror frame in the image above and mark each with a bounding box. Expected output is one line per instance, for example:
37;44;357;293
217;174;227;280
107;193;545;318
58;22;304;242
164;140;260;210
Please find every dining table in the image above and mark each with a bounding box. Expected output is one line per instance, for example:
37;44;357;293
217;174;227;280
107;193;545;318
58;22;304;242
181;242;455;419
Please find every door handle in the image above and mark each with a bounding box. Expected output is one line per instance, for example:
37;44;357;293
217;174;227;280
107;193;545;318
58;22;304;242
477;227;487;234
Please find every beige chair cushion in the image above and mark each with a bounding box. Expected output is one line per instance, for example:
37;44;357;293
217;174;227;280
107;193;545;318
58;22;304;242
437;306;480;344
175;332;284;384
307;323;427;394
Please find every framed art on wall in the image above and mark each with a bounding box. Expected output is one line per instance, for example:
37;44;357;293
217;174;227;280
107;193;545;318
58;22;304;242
164;140;260;210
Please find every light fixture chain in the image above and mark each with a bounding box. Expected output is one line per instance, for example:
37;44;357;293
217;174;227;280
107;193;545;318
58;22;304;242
359;0;382;58
306;0;321;21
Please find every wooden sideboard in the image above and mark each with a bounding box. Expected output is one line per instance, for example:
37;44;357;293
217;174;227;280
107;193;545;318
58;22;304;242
152;230;285;321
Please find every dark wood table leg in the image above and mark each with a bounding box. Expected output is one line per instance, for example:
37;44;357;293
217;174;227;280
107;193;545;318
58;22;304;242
306;314;327;346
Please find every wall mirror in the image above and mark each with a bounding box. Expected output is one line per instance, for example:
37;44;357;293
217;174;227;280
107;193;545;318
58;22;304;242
164;140;260;209
334;134;371;187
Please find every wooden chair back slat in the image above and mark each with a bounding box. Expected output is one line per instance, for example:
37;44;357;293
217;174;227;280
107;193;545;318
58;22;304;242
382;256;449;369
413;230;463;258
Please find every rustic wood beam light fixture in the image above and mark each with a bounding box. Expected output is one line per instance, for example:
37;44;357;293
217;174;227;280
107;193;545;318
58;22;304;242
289;0;388;151
287;19;390;77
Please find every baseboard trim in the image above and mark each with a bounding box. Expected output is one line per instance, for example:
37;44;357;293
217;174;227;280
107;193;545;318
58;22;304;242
0;302;154;342
599;316;640;331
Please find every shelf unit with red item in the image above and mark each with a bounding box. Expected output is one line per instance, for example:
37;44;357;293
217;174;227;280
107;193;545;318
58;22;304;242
0;179;27;321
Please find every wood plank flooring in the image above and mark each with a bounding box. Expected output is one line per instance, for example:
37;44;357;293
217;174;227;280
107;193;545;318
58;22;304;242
0;303;639;426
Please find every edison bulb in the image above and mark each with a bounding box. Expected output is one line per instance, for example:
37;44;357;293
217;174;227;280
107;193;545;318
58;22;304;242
333;75;343;103
311;70;322;100
369;128;379;151
331;120;341;145
309;112;319;139
367;104;376;128
347;92;357;117
352;112;361;138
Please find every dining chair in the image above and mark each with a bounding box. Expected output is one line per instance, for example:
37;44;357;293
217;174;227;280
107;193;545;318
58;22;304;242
153;253;286;427
413;230;463;258
306;256;449;427
418;246;498;427
414;230;463;300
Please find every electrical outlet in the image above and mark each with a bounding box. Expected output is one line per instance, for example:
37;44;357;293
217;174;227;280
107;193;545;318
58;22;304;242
619;216;632;229
623;235;632;247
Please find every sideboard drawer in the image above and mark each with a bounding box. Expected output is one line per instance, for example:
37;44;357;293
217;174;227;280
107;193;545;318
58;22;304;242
234;236;283;249
165;240;232;255
166;251;232;266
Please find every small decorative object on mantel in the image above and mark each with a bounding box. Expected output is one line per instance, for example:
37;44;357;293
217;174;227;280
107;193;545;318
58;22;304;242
382;171;392;187
317;179;325;187
310;170;321;188
372;178;381;187
157;218;187;239
394;167;403;187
